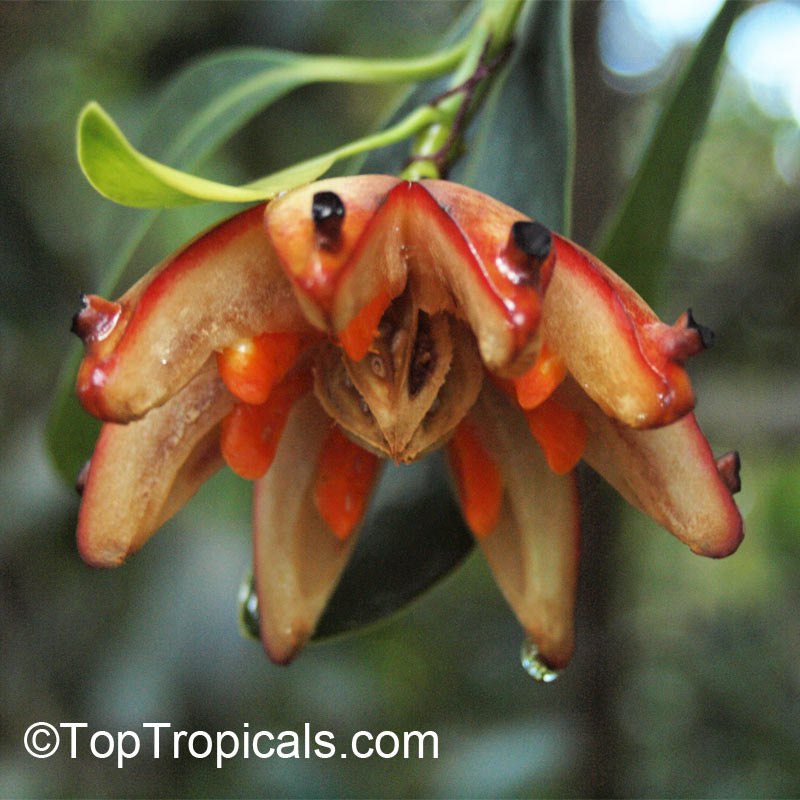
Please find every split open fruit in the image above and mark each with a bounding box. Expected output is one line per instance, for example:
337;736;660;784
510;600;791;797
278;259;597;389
72;176;743;668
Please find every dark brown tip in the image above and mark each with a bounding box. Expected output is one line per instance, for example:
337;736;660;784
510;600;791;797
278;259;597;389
664;309;716;362
70;293;90;338
503;220;553;288
716;450;741;495
686;308;715;350
511;220;552;261
71;293;122;345
312;191;345;250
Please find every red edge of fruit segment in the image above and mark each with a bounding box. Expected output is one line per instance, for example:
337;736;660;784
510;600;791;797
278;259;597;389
75;204;280;421
266;178;543;372
547;234;696;428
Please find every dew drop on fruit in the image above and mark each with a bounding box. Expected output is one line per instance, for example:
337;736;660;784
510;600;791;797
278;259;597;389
520;637;560;683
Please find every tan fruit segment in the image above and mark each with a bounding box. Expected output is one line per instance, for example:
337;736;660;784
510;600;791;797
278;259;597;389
463;383;580;669
263;175;404;328
543;235;699;429
558;378;744;557
253;395;378;664
418;179;554;374
77;361;234;567
75;204;309;423
265;176;550;374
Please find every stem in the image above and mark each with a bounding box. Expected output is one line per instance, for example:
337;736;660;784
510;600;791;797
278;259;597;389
288;42;471;84
402;0;524;180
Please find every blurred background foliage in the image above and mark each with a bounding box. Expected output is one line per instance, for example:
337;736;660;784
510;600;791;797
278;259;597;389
1;1;799;797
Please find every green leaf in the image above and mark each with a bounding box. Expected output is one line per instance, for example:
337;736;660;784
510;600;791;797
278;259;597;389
47;349;100;486
595;1;747;305
76;38;475;209
452;0;575;234
78;101;336;207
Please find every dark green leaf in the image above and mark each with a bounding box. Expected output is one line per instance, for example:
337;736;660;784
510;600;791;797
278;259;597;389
47;349;101;487
452;0;575;234
317;454;474;639
595;1;747;305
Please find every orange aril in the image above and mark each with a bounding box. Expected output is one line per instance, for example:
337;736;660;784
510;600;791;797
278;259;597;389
313;426;381;541
524;397;587;474
220;371;311;480
338;290;392;362
217;331;305;405
447;420;503;539
513;342;566;410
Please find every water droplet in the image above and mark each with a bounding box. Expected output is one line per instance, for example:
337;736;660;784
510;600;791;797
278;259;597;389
237;571;260;641
520;638;560;683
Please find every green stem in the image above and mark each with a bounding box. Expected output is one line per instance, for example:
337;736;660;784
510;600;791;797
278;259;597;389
283;43;471;84
402;0;525;180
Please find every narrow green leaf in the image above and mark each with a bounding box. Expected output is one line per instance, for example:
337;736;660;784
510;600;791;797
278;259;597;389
141;45;469;168
47;347;102;486
595;0;746;304
78;102;331;206
78;101;443;208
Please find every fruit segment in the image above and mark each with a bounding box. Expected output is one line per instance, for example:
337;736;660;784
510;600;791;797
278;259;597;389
558;378;743;557
419;179;555;374
543;236;700;429
466;383;580;670
75;204;309;423
263;175;404;329
253;396;369;664
77;361;234;567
